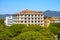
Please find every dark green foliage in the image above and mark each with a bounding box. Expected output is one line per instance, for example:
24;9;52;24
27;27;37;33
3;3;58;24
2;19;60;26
49;23;60;35
0;28;11;40
39;28;56;40
50;23;60;28
0;18;6;28
28;24;43;31
0;23;60;40
7;24;27;37
13;31;50;40
49;26;60;35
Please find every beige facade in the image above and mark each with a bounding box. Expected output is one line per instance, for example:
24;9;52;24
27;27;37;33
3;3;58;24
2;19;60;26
6;9;44;26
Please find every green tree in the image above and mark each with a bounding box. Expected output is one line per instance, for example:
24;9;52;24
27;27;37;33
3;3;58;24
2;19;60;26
49;23;60;35
7;24;27;39
51;23;60;28
21;27;37;33
13;31;50;40
0;18;6;28
0;28;11;40
39;28;56;40
28;24;43;31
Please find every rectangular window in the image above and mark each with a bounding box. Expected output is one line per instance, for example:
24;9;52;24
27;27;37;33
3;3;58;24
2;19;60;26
21;21;23;23
41;15;43;16
32;18;33;20
32;15;33;17
32;21;33;23
35;18;37;20
25;18;27;20
38;18;40;20
28;14;30;17
28;18;30;20
38;15;40;16
25;21;27;23
25;15;27;16
28;21;30;23
38;21;40;23
41;21;43;22
35;21;37;23
35;15;37;16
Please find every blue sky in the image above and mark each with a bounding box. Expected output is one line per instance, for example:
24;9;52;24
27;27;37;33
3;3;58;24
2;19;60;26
0;0;60;14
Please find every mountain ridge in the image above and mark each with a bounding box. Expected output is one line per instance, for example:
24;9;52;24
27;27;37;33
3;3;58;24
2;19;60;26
0;10;60;19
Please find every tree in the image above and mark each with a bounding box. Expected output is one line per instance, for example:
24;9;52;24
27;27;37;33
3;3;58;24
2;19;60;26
0;18;6;28
0;23;59;40
28;24;43;31
49;23;60;35
7;24;27;38
50;23;60;28
21;27;37;33
39;28;56;40
0;28;11;40
13;31;50;40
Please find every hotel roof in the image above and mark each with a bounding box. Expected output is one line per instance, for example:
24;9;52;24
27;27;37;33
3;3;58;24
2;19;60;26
20;9;43;14
13;9;43;16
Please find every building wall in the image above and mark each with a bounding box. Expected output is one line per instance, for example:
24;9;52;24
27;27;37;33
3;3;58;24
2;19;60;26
6;9;44;26
44;19;50;27
6;16;13;26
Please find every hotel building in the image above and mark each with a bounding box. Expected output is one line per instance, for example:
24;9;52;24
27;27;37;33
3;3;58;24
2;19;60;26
6;9;44;26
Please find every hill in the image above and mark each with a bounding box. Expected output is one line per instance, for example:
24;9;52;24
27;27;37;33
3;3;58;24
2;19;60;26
44;10;60;17
0;14;12;19
0;10;60;19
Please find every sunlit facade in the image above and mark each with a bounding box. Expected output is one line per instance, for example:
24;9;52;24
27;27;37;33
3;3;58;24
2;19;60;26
6;9;44;26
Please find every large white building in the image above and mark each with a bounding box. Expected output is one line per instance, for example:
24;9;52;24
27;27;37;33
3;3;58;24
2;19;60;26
6;9;44;26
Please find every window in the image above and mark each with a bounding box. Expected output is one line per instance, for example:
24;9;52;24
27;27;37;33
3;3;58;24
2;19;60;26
32;21;33;23
35;21;37;23
25;18;27;20
25;21;27;23
28;14;30;16
28;18;30;20
35;15;37;16
32;15;33;17
41;21;43;22
38;21;40;23
21;21;23;23
28;21;30;23
35;18;37;20
25;15;27;16
38;18;40;20
41;15;43;16
32;18;33;20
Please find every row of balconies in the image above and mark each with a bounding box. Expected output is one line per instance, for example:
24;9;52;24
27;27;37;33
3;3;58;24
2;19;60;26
7;21;44;24
12;17;44;20
12;21;44;24
18;16;44;18
7;18;44;21
12;16;44;19
12;19;44;21
7;21;44;26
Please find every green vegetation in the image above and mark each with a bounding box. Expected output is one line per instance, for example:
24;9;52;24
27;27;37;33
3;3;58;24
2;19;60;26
0;19;60;40
0;18;6;28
